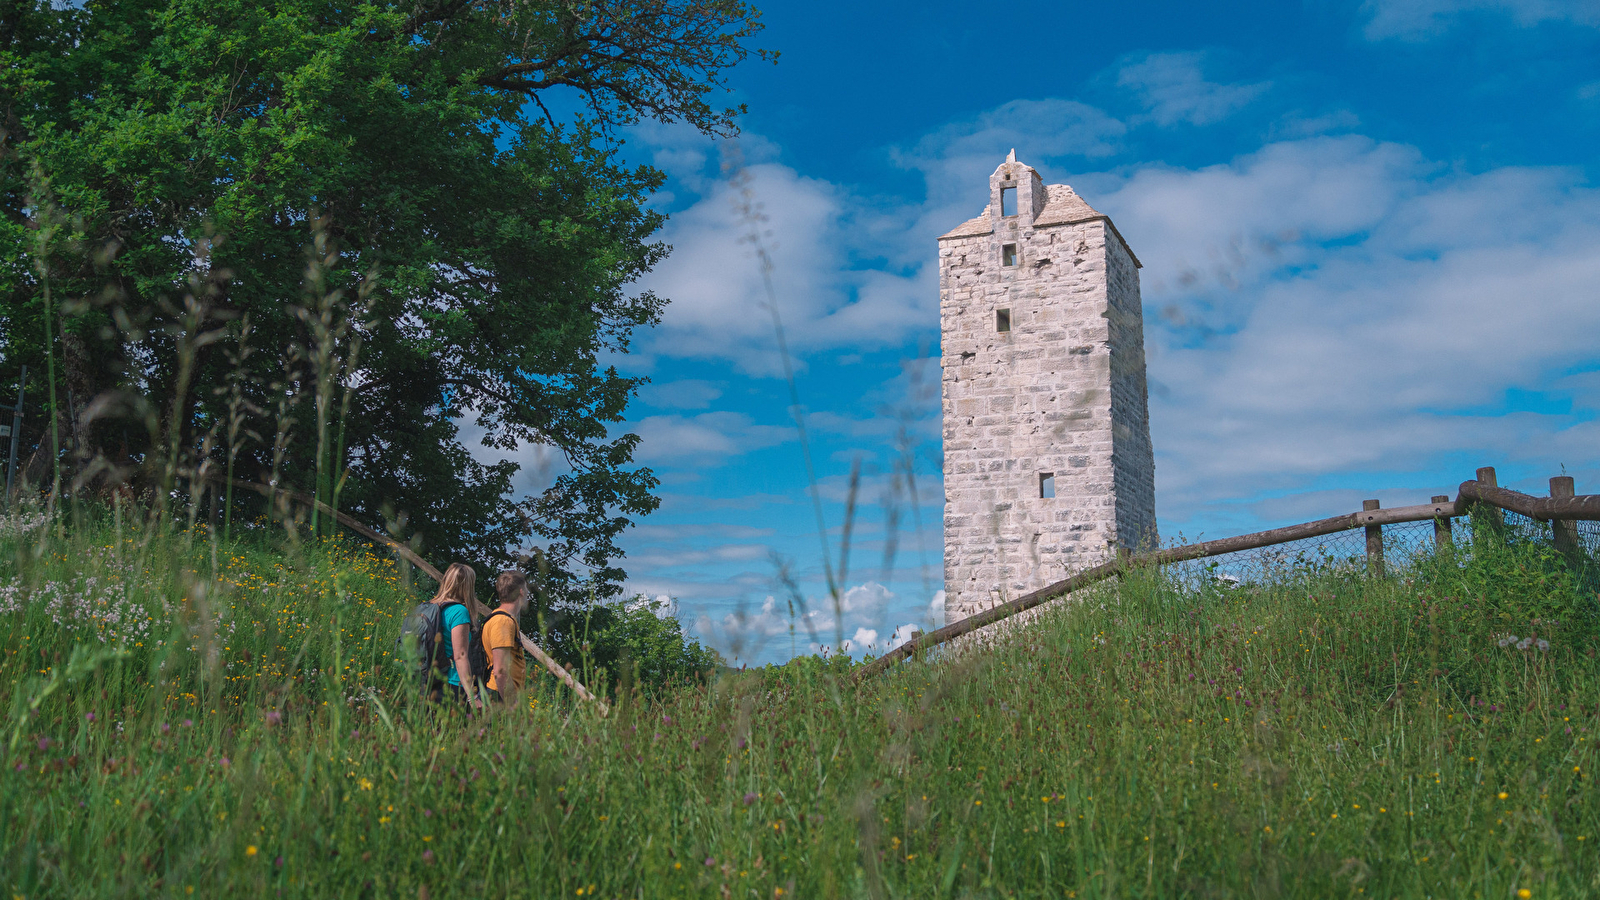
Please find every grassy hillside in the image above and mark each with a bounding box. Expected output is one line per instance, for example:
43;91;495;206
3;505;1597;898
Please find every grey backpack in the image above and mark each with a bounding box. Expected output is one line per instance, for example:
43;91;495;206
398;602;455;685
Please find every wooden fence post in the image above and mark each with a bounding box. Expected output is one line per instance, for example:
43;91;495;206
1432;495;1453;550
1364;499;1384;576
1551;475;1579;559
1476;466;1504;530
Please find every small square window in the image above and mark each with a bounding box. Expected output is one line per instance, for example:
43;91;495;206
1002;243;1017;267
1001;186;1017;217
1040;473;1056;499
996;308;1010;333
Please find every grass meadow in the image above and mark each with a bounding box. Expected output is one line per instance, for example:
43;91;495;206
2;503;1597;899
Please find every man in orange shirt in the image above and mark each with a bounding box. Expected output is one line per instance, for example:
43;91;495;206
483;570;531;705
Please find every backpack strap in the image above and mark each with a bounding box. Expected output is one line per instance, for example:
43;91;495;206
481;610;514;644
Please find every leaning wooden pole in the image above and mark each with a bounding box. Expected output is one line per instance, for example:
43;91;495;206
218;476;609;716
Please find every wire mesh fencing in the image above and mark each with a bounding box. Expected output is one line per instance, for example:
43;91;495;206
1160;519;1440;590
1159;509;1599;596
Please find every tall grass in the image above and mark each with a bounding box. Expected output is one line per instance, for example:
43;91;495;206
2;507;1597;898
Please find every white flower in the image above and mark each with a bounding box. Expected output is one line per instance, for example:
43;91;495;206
0;511;49;538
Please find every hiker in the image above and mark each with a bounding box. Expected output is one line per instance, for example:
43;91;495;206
484;570;531;705
429;562;484;713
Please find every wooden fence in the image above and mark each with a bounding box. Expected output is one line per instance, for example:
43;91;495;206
850;466;1600;683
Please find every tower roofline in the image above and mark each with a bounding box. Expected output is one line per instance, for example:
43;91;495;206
937;191;1142;269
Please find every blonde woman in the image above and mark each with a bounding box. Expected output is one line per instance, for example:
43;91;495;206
431;563;484;713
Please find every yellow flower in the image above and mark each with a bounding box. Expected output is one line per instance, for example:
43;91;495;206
1517;890;1531;899
1498;791;1509;800
246;846;258;857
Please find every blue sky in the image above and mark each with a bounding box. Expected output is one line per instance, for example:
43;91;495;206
476;0;1600;664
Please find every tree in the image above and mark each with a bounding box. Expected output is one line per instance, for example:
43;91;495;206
0;0;769;602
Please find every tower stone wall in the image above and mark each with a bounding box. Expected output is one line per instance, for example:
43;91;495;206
941;153;1157;622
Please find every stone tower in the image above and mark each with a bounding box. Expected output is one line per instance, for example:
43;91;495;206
940;151;1157;622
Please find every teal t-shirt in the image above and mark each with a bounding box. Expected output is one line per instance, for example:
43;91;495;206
441;602;472;686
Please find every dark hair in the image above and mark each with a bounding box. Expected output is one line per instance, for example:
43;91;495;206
495;570;528;605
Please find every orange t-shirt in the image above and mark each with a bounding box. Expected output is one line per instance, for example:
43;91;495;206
483;613;526;692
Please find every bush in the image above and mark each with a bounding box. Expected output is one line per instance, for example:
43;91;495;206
553;596;723;693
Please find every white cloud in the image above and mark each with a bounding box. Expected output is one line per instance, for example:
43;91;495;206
639;152;936;374
637;379;724;410
1116;51;1270;126
627;543;771;569
841;628;879;653
629;411;790;466
1081;137;1600;524
629;522;775;540
1361;0;1600;40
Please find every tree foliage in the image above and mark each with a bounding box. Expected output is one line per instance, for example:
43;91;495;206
0;0;768;602
528;594;724;692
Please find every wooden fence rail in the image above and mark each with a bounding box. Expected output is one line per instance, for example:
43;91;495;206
850;466;1599;683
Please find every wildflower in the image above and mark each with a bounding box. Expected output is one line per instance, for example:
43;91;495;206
246;846;258;857
422;849;434;864
743;792;758;806
265;710;282;726
36;737;50;752
1498;792;1509;800
705;857;716;867
85;713;95;723
1517;890;1531;899
160;723;171;734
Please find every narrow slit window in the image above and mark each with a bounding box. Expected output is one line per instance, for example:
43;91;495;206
996;308;1010;332
1002;243;1017;267
1001;186;1017;216
1040;473;1056;499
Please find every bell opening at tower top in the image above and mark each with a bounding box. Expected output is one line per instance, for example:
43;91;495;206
1000;186;1016;217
